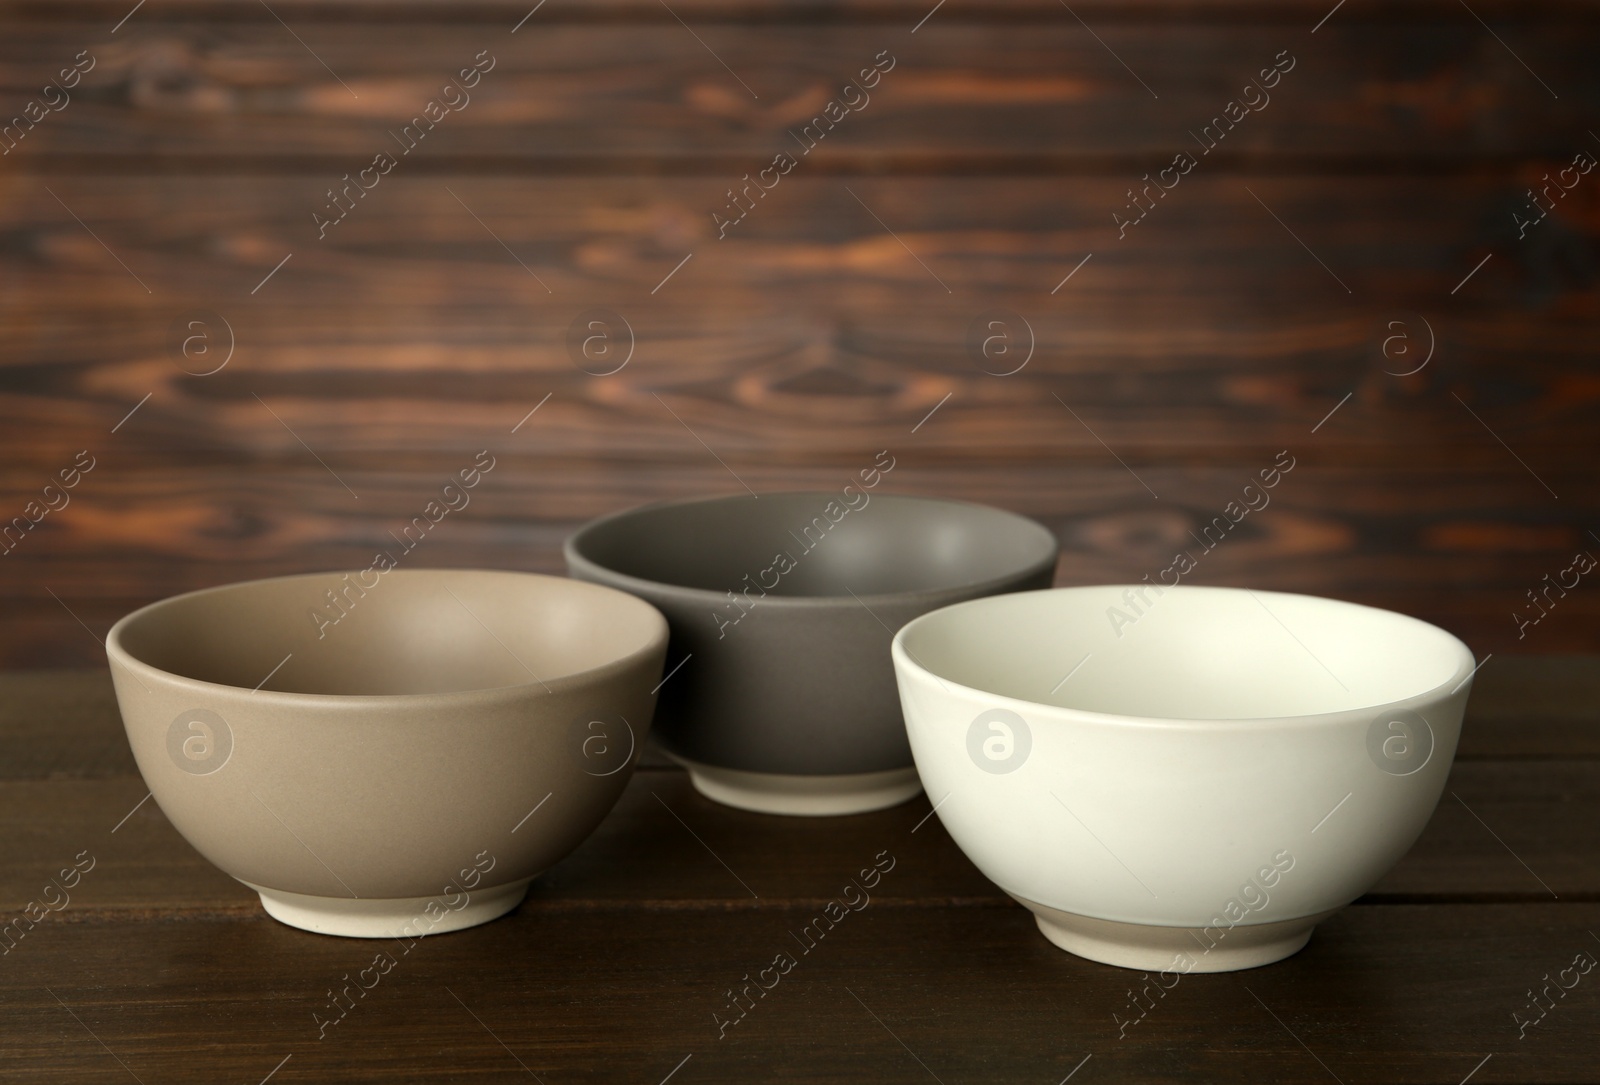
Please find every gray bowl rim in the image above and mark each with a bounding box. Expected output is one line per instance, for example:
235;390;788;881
563;490;1060;610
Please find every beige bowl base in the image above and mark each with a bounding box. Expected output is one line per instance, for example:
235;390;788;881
671;756;923;816
1011;894;1336;972
246;879;532;938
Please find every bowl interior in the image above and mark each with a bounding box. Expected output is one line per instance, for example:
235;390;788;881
569;492;1057;599
111;570;664;697
899;585;1471;720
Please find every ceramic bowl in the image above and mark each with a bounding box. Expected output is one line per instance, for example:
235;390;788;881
892;584;1476;971
564;491;1058;816
106;569;667;938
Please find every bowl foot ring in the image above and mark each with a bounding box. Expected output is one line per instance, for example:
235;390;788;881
1011;894;1336;972
671;757;923;817
246;879;532;938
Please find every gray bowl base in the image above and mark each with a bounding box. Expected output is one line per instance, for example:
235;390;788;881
1010;894;1339;972
671;754;923;816
246;879;532;938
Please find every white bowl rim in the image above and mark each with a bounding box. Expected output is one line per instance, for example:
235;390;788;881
892;584;1478;729
105;568;669;709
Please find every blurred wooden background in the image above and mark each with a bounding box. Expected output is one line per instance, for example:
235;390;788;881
1;0;1596;667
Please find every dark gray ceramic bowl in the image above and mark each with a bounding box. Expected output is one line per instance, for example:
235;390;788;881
564;491;1058;815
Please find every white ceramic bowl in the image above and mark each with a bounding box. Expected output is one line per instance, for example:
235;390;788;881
892;585;1476;972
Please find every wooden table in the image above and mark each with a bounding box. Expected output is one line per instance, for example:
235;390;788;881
2;660;1597;1083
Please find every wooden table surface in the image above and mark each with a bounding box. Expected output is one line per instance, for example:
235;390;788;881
2;660;1597;1083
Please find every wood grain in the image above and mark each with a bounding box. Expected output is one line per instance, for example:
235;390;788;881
3;903;1598;1082
2;175;1595;310
0;167;1591;665
0;21;1596;166
0;176;1593;462
0;7;1596;658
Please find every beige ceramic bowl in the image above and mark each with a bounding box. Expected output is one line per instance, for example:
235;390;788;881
106;570;668;938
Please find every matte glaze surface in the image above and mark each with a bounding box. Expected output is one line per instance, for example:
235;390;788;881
565;492;1059;778
893;585;1477;969
106;570;668;935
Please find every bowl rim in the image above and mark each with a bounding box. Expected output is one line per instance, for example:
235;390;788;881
105;568;670;707
892;584;1479;729
563;490;1060;608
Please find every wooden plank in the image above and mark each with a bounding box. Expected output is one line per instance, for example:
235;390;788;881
1;333;1594;468
0;670;135;780
2;174;1594;304
1462;655;1600;759
2;303;1597;458
1370;761;1600;899
0;20;1595;166
0;371;1587;478
0;177;1593;451
0;174;1589;326
1;902;1596;1083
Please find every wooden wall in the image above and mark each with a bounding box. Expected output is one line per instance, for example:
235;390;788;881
1;0;1597;667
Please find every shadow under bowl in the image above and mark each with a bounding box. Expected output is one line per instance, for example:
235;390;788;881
564;491;1059;816
892;584;1476;970
106;569;668;938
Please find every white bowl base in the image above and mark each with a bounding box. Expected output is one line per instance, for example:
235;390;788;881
674;757;923;816
1013;895;1334;972
247;879;531;938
